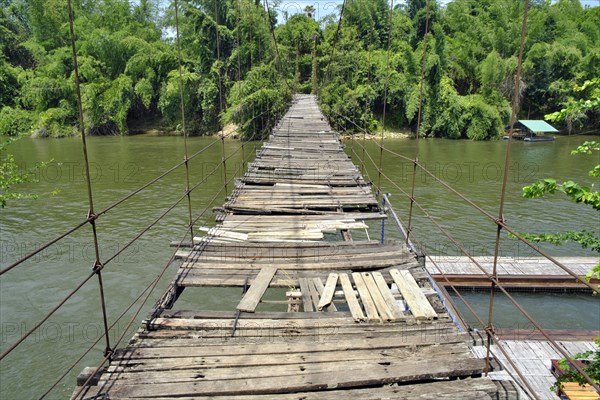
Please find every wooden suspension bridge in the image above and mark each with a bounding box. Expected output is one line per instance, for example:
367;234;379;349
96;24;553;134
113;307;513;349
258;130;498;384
72;94;518;399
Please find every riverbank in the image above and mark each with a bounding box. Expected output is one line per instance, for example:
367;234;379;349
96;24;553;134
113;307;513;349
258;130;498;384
339;130;412;140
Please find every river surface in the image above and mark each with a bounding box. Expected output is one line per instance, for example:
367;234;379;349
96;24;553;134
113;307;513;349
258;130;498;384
1;134;599;399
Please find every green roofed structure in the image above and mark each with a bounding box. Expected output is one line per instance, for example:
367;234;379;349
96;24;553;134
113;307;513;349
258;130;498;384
503;120;558;142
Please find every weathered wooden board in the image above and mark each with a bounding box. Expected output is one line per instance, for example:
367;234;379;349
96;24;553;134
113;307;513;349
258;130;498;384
352;272;381;322
371;271;405;320
298;278;314;312
339;273;366;322
317;273;338;311
389;269;437;320
72;94;497;400
236;267;277;312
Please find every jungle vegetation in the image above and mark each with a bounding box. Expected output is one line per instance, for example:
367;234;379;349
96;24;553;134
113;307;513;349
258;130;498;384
0;0;598;140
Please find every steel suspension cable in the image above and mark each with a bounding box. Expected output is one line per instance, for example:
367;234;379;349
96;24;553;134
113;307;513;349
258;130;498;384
487;0;530;370
0;118;256;363
338;118;598;290
405;228;540;399
72;156;248;399
376;0;395;197
38;272;156;399
1;103;265;276
263;0;293;92
354;136;541;397
236;0;245;171
360;49;372;177
361;133;597;291
326;0;347;84
374;166;599;390
406;0;431;248
43;127;263;399
0;271;95;361
174;0;195;241
102;125;263;268
67;0;111;357
214;0;224;115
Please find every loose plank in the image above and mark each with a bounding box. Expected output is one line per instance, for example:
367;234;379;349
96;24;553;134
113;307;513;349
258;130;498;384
352;272;381;322
317;273;338;311
236;267;277;312
389;269;437;320
298;278;314;312
312;277;337;311
307;279;321;309
360;272;396;322
371;272;405;320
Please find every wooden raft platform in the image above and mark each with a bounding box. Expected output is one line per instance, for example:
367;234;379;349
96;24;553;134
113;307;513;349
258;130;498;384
428;256;599;290
73;95;513;399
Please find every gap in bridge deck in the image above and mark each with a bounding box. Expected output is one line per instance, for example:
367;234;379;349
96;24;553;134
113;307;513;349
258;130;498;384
72;94;516;400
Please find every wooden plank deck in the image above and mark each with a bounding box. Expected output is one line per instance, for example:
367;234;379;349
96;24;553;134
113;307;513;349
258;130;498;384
73;94;510;399
471;340;599;400
428;256;599;289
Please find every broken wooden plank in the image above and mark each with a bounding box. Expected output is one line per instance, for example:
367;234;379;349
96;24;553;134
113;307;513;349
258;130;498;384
312;277;337;312
317;273;339;311
236;267;277;313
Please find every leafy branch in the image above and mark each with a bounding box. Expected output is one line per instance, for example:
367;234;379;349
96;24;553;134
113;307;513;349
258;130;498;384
551;337;600;392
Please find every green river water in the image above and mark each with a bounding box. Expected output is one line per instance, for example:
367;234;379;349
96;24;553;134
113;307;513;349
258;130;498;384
1;134;599;399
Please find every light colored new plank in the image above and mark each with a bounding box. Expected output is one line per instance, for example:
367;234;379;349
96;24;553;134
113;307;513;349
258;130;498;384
199;227;248;241
236;267;277;313
339;273;365;322
317;273;339;311
247;230;324;240
312;278;337;311
389;269;437;320
360;272;396;322
371;272;405;320
298;278;314;312
352;272;381;322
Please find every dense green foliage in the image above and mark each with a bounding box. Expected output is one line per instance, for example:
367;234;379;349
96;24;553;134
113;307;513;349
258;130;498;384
0;0;289;138
522;140;600;284
551;337;599;392
0;0;598;139
318;0;599;138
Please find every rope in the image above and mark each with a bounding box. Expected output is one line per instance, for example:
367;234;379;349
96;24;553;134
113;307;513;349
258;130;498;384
66;0;111;357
